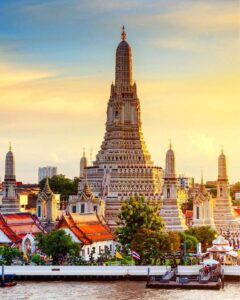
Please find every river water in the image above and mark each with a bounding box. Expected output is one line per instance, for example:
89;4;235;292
0;281;239;300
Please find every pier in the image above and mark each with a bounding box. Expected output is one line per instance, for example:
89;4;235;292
3;265;240;280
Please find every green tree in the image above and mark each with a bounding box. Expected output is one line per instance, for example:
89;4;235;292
184;226;217;252
35;229;80;265
39;175;79;201
179;232;198;252
0;246;21;265
130;229;169;265
115;196;164;248
31;254;45;265
68;255;86;266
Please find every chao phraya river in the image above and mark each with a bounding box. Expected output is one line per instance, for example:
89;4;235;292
0;281;239;300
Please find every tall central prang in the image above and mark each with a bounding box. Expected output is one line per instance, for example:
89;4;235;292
94;26;152;167
79;27;163;227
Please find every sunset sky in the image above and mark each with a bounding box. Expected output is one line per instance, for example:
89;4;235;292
0;0;239;183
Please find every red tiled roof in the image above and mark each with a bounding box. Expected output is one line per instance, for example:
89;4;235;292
185;210;193;218
234;208;240;216
0;212;45;243
0;215;19;243
57;213;114;245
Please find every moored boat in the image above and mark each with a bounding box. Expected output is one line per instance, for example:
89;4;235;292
0;266;17;288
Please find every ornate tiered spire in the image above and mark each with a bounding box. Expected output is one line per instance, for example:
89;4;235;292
115;25;132;88
165;142;176;178
43;177;53;195
5;143;16;181
218;147;228;181
200;171;206;194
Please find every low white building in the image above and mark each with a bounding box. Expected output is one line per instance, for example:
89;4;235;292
57;213;115;261
193;178;215;227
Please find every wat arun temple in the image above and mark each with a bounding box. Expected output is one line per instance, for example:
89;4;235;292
78;28;163;227
77;27;239;233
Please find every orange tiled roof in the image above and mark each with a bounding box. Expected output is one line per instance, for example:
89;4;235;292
0;215;19;243
0;212;45;242
57;213;114;245
234;208;240;216
185;210;193;218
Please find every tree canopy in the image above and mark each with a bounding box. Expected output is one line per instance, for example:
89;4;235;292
184;226;217;252
0;246;21;265
131;229;171;265
39;174;79;200
115;196;164;248
35;229;80;265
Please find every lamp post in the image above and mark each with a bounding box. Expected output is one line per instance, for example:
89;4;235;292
183;240;187;264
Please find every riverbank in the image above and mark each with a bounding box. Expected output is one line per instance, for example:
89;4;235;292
3;265;240;280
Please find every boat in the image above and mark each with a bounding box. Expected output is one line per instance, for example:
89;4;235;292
146;265;224;290
0;266;17;288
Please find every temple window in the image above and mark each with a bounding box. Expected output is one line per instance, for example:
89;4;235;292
167;188;170;198
197;206;200;219
72;205;77;213
37;206;41;218
81;204;85;213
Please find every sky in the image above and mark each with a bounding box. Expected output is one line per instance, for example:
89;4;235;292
0;0;239;183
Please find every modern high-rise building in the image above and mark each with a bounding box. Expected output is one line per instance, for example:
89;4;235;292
78;27;163;227
38;166;57;182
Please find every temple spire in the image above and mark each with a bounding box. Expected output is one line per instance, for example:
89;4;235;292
9;141;12;151
43;176;53;194
121;25;126;41
218;148;228;181
115;25;132;88
200;170;206;193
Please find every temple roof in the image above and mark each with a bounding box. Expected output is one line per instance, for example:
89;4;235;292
42;177;53;195
57;213;114;245
0;212;45;243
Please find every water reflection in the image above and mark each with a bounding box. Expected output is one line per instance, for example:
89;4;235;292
0;281;239;300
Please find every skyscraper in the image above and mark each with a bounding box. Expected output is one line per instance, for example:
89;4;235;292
78;27;163;227
38;166;57;183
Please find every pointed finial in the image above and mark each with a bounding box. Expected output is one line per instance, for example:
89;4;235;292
121;25;126;41
9;142;12;151
169;139;172;149
221;145;224;154
200;169;206;193
43;176;52;194
83;148;86;157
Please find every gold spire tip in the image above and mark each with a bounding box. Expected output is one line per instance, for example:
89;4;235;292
221;145;224;154
9;141;12;151
169;139;172;149
121;25;126;41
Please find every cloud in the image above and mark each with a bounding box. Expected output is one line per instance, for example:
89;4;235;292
0;62;55;87
129;2;240;35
